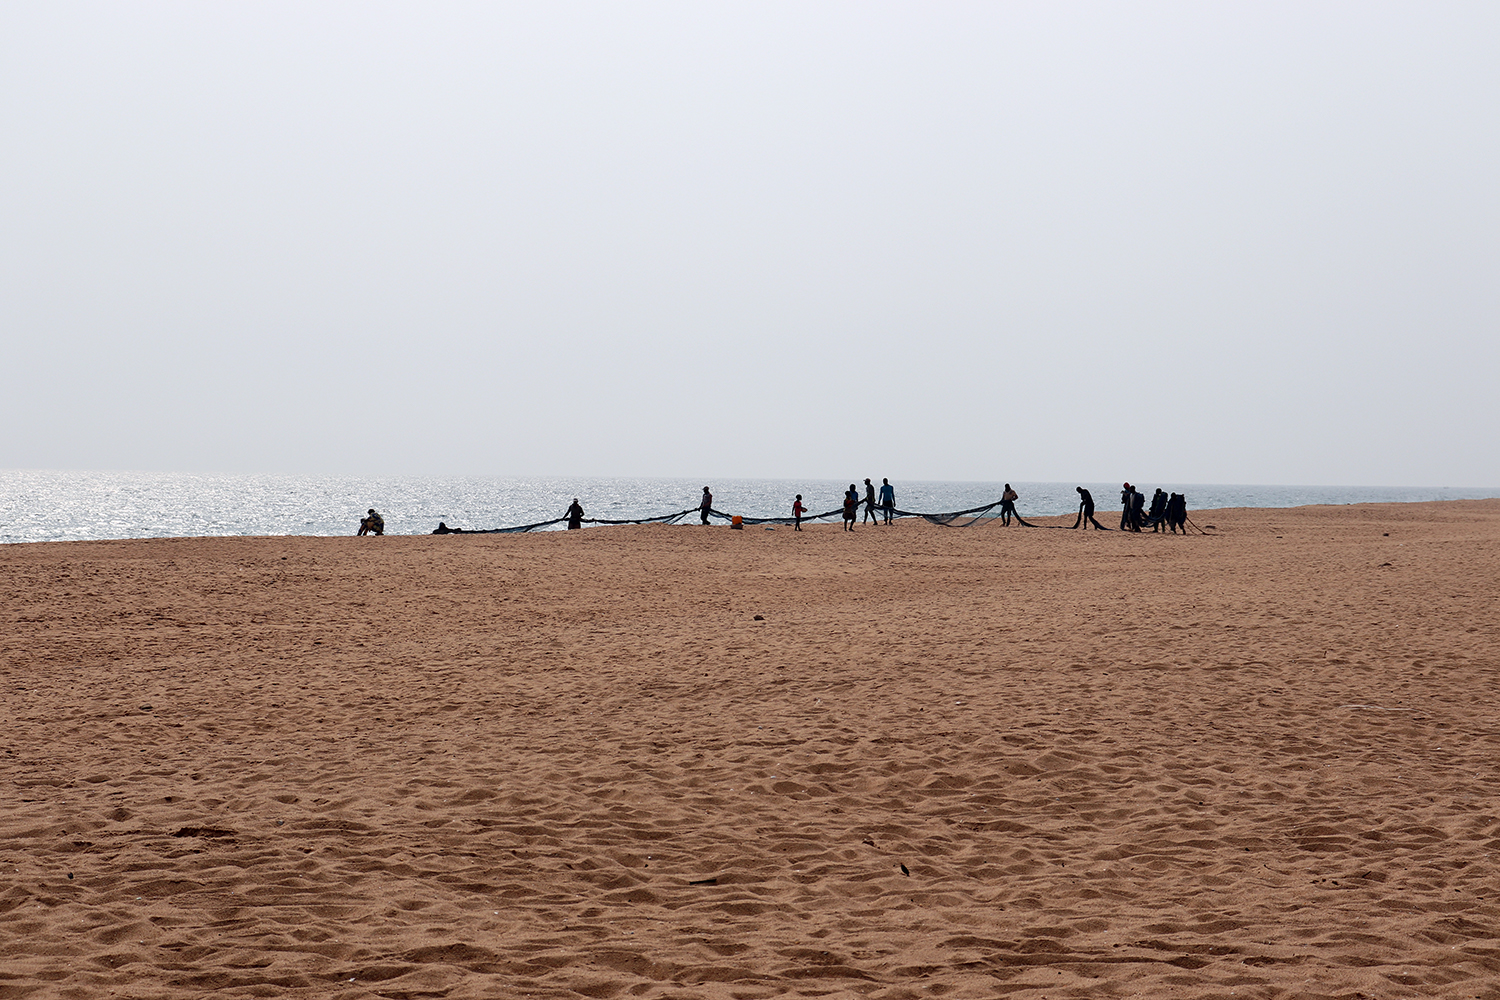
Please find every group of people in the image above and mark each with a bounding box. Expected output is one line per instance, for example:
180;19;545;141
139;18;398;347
372;480;1191;535
1073;484;1189;533
833;478;897;530
1120;483;1190;533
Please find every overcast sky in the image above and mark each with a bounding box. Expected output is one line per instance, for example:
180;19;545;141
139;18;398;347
2;2;1495;486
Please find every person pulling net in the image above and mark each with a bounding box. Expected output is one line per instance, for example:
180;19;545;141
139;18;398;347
436;491;1020;534
997;484;1039;527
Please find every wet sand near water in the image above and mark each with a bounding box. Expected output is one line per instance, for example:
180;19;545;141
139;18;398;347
2;499;1499;999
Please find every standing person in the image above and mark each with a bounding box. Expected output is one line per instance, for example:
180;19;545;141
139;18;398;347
1147;489;1168;532
999;484;1019;526
566;498;585;530
1130;488;1146;532
843;485;858;531
792;494;805;531
1120;483;1134;530
1075;487;1105;530
862;478;880;524
1167;492;1188;534
879;478;895;524
700;487;713;525
357;508;384;536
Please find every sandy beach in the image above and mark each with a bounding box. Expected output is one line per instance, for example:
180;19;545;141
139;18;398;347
2;499;1498;999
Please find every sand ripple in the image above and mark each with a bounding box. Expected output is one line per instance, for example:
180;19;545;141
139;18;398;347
3;500;1499;998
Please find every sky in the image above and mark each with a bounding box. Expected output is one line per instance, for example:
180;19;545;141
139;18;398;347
2;2;1496;487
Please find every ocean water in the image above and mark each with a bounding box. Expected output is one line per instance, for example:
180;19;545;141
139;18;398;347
1;470;1497;544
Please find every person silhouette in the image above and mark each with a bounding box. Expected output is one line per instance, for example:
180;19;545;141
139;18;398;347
700;487;713;525
1147;489;1168;532
879;478;895;524
1075;487;1105;530
1167;492;1188;534
1000;484;1019;526
566;498;585;530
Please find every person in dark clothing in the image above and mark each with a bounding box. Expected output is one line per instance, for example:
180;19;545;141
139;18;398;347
358;508;384;536
843;485;858;531
1167;492;1188;534
432;521;459;534
1130;489;1146;532
1075;487;1105;529
999;484;1019;526
1147;489;1168;532
700;487;713;525
879;478;895;524
862;479;880;524
566;498;585;530
1120;484;1134;530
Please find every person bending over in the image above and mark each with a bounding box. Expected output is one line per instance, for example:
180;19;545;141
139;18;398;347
1075;488;1104;530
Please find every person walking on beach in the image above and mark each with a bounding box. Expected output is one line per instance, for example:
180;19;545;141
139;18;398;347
700;487;713;525
792;494;805;531
862;479;880;524
843;485;858;531
879;478;895;524
566;498;585;530
1075;487;1105;530
999;484;1019;526
357;508;384;536
1120;484;1135;531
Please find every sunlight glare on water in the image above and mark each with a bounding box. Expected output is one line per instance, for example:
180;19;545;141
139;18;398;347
1;470;1496;543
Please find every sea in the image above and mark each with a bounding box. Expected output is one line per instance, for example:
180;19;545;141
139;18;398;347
2;470;1498;544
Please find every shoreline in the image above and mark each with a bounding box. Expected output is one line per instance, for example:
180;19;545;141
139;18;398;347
5;471;1500;544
